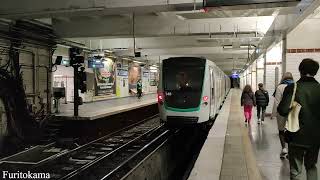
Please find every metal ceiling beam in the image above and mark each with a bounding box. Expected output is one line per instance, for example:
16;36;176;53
0;0;203;19
53;14;267;38
70;35;261;50
243;0;320;72
204;0;300;10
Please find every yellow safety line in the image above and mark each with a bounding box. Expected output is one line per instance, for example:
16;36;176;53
236;90;263;180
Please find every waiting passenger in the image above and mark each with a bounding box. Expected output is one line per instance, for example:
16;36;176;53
255;83;269;124
137;79;142;99
271;72;294;159
241;85;256;125
278;59;320;180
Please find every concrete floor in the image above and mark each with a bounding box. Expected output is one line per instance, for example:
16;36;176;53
56;93;157;120
219;89;320;180
246;98;320;180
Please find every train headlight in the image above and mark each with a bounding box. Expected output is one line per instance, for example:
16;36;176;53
203;96;209;102
158;91;164;105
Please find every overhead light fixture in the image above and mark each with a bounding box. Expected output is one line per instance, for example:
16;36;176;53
104;49;113;53
150;66;158;70
122;57;131;61
133;60;143;64
223;45;233;49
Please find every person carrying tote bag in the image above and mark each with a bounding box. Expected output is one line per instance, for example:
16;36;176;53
283;82;302;143
285;82;302;133
278;59;320;180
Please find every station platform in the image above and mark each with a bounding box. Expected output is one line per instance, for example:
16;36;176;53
188;89;320;180
55;93;157;120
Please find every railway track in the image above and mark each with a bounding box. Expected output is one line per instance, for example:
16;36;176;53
0;116;174;180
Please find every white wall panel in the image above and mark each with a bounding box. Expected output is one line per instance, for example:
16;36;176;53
265;64;281;113
286;53;320;81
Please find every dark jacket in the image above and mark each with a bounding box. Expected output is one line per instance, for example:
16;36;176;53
278;76;320;147
137;82;142;91
255;89;269;107
241;91;256;106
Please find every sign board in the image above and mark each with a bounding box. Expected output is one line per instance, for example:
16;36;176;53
94;58;116;95
204;0;300;7
88;58;104;69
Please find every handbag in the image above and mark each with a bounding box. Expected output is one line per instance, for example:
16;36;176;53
285;83;302;132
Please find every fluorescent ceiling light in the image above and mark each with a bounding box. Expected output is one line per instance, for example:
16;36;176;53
150;66;158;70
223;46;233;49
104;49;113;53
133;60;143;64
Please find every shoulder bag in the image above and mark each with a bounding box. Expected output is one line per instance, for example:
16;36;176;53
285;83;302;132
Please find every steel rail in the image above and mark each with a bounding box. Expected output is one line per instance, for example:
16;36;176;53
61;124;164;180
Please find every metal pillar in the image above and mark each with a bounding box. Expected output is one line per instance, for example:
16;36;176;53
282;34;287;74
263;53;267;85
73;65;79;117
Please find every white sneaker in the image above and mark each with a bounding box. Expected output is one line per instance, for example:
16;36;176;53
257;119;261;124
280;148;288;159
282;148;288;154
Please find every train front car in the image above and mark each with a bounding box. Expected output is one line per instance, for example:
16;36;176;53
158;57;211;126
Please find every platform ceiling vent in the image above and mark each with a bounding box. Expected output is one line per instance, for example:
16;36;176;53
204;0;301;7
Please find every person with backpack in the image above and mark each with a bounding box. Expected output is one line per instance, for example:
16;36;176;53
278;59;320;180
255;83;269;124
241;85;256;125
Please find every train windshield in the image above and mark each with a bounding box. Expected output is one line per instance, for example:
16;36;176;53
163;58;205;109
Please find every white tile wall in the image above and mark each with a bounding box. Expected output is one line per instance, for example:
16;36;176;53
257;69;264;85
286;53;320;82
265;64;281;113
10;47;52;111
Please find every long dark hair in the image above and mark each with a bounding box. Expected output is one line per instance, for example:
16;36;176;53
243;85;253;93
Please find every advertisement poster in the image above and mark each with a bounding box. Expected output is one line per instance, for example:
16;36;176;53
128;63;141;95
94;58;116;96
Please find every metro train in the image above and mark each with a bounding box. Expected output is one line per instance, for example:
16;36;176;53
158;57;231;126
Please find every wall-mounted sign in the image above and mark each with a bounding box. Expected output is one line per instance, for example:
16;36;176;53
143;71;149;78
128;63;141;95
117;69;128;77
88;58;105;68
94;58;116;96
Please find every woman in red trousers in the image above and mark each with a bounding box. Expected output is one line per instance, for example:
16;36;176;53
241;85;256;125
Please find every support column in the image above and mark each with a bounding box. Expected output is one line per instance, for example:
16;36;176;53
282;34;287;74
263;53;267;85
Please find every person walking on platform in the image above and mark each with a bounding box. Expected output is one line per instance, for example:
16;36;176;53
255;83;269;124
137;79;143;99
272;72;294;159
241;85;256;125
278;59;320;180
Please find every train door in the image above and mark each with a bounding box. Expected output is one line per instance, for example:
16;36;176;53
214;68;219;113
209;67;215;117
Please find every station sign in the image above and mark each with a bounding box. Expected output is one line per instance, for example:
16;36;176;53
88;58;104;69
204;0;300;7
